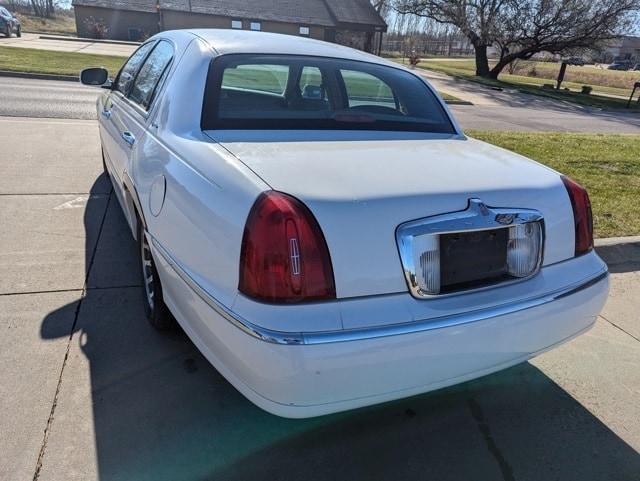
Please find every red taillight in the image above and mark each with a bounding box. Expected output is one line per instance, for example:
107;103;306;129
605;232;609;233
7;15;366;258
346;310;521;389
239;191;336;303
561;176;593;256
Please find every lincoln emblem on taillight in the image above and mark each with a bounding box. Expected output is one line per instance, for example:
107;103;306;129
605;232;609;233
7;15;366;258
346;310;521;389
289;237;301;275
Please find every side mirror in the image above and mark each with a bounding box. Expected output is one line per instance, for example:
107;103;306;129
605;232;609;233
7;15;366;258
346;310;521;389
80;67;110;87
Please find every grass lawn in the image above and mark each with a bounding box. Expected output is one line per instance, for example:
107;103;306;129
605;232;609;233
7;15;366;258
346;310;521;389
415;59;639;110
469;131;640;238
0;46;126;76
14;12;77;36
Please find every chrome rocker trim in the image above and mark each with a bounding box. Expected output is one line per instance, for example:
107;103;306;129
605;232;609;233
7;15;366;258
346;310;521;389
151;238;607;346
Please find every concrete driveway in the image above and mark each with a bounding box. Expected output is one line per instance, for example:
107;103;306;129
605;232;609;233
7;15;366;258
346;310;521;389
0;116;639;481
0;32;137;56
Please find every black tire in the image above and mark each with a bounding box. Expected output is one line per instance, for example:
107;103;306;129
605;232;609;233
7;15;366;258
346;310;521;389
137;217;176;331
5;26;11;38
16;26;21;38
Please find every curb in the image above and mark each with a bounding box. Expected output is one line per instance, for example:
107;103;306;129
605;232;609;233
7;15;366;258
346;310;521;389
38;35;140;46
446;99;474;106
595;236;640;247
0;70;78;82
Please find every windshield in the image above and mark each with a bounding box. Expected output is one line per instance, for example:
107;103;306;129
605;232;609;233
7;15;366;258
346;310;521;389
201;54;456;134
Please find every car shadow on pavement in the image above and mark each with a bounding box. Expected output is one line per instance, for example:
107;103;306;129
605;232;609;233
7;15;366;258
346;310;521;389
39;176;640;481
596;242;640;274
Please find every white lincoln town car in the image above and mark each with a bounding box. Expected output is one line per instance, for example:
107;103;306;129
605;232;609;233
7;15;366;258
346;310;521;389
80;29;609;418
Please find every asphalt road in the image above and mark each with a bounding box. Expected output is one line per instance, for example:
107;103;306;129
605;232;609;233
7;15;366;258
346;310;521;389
0;77;98;120
0;77;640;481
419;69;640;133
2;76;640;133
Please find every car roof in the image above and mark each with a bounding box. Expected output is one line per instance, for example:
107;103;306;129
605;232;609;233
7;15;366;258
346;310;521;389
163;29;393;67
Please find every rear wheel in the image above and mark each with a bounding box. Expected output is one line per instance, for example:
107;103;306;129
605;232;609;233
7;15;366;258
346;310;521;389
5;26;11;38
138;218;176;331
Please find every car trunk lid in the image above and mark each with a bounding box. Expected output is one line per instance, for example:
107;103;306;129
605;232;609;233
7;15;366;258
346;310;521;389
206;131;575;299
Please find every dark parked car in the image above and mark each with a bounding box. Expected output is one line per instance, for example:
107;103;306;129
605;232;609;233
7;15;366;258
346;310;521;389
563;57;585;66
0;7;21;38
608;60;633;71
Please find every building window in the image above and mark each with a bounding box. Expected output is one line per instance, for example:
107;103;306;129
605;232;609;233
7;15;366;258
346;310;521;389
231;20;242;29
250;22;261;31
299;26;310;36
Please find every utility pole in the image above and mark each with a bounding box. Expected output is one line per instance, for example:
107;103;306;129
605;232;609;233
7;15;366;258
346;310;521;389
156;0;164;33
556;61;568;90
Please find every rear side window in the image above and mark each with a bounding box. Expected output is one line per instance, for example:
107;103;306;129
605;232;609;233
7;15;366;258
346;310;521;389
341;70;397;110
298;66;326;100
202;54;455;133
115;41;155;95
128;41;174;110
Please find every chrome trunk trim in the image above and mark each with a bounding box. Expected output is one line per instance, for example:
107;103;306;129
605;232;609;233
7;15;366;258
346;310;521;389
396;199;545;299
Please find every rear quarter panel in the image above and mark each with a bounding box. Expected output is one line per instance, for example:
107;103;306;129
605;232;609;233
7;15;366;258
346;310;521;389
132;38;269;308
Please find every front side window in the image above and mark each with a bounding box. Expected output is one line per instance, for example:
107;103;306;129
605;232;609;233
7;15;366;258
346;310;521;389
128;41;174;110
202;54;455;133
221;63;289;95
115;41;155;95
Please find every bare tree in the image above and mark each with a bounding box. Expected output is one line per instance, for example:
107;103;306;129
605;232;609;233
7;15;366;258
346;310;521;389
395;0;507;75
394;0;640;78
491;1;640;78
29;0;55;18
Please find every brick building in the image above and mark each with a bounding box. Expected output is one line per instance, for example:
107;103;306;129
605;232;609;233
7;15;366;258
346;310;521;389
72;0;387;53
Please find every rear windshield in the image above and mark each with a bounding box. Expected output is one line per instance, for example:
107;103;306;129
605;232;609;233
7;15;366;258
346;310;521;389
201;54;456;134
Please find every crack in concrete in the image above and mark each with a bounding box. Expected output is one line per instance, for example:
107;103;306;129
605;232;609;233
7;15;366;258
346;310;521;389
468;397;516;481
599;314;640;344
32;190;113;481
0;288;83;297
0;193;109;196
0;285;142;297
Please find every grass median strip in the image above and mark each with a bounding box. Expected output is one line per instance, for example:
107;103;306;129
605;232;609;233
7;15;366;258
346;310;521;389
415;60;638;110
0;46;126;77
469;131;640;238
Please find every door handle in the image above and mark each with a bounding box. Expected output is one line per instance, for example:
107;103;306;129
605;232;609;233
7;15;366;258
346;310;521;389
121;131;136;147
101;110;111;120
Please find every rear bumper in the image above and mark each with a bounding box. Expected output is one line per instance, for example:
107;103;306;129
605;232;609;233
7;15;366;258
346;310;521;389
154;241;609;418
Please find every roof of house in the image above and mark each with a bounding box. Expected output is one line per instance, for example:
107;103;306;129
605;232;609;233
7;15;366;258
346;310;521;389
323;0;386;27
72;0;387;28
